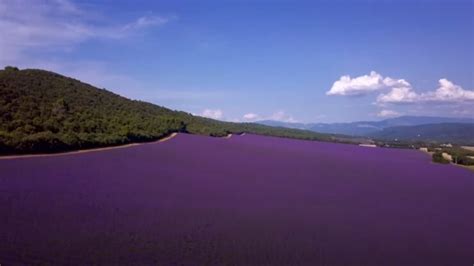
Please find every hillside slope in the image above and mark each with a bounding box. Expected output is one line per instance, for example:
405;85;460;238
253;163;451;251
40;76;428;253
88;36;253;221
0;67;334;154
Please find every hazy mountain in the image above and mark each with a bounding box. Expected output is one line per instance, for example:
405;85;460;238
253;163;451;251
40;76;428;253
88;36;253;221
369;123;474;145
258;116;474;136
368;116;474;127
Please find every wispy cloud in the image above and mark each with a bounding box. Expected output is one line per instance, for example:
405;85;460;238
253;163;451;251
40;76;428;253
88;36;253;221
376;109;400;117
270;111;298;123
0;0;172;65
242;113;261;122
241;111;298;123
123;16;172;31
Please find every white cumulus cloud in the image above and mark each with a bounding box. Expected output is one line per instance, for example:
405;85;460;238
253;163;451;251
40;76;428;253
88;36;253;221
328;71;473;117
426;79;474;102
376;87;419;103
200;109;224;120
326;71;409;96
377;79;474;104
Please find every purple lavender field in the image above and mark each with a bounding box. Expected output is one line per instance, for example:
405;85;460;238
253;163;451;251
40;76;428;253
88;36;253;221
1;134;473;265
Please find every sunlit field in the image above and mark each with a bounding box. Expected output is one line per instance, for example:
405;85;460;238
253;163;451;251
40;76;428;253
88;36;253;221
1;134;473;265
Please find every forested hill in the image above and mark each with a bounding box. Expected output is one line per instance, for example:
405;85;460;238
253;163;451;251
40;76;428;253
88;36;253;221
0;67;334;155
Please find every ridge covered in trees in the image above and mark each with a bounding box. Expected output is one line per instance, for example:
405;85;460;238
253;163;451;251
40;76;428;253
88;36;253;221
0;67;335;155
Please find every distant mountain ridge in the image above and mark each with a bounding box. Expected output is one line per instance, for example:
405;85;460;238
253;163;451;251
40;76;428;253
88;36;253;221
371;123;474;145
258;116;474;134
258;116;474;144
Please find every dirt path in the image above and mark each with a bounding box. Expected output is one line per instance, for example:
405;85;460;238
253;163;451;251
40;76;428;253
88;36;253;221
0;132;178;160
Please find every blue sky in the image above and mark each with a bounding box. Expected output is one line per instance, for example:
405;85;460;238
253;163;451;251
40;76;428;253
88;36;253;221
1;0;473;123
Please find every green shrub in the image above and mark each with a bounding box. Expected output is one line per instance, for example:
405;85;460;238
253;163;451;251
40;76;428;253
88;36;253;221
457;156;474;166
432;152;450;164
